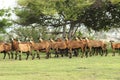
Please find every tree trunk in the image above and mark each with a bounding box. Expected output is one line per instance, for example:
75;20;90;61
72;25;79;37
62;25;66;39
68;23;75;39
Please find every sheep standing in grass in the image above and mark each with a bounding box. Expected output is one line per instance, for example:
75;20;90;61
50;38;67;58
110;40;120;56
65;37;86;58
11;38;32;60
85;37;107;57
39;38;51;59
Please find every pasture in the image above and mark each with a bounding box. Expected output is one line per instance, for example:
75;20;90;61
0;53;120;80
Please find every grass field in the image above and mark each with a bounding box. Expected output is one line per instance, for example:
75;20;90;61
0;53;120;80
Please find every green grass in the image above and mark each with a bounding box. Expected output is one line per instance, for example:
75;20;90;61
0;53;120;80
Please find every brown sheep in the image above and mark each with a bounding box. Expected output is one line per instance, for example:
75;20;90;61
50;38;67;58
11;38;32;60
39;38;51;59
110;40;120;56
3;43;12;59
0;42;12;59
85;37;107;57
29;39;41;59
65;37;86;58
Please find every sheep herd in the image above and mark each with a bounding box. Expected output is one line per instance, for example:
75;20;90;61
0;37;119;60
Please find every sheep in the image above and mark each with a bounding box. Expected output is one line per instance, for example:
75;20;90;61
0;42;12;59
39;38;51;59
3;43;12;59
49;38;67;58
65;37;86;58
85;37;108;57
110;40;120;56
29;39;41;59
11;38;32;60
74;37;88;57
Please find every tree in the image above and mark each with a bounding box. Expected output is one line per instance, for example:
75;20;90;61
15;0;95;39
15;0;120;39
78;0;120;31
0;9;12;33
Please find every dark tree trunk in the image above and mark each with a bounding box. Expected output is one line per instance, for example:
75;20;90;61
68;23;75;39
63;25;66;39
72;25;79;37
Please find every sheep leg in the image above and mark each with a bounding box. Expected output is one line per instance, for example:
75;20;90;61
54;49;59;58
81;48;84;58
54;51;57;57
19;52;22;60
56;48;59;58
49;52;51;58
32;53;35;60
3;53;6;59
37;54;40;59
112;49;115;56
74;49;79;57
89;48;92;57
95;48;98;56
105;49;108;56
8;52;10;59
36;51;40;59
60;50;64;57
65;49;68;57
118;48;120;56
11;51;14;59
45;49;50;59
26;53;29;60
37;52;40;59
84;48;88;58
19;55;21;60
15;53;18;60
99;48;103;56
69;52;72;58
69;49;72;58
46;53;49;59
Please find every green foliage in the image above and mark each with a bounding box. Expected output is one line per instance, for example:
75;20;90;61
111;0;120;4
0;9;12;33
15;0;120;38
55;0;94;21
80;0;120;31
0;9;5;16
11;26;51;41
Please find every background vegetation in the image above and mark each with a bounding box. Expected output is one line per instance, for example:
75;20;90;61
0;0;120;41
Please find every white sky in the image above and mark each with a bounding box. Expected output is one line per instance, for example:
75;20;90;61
0;0;17;9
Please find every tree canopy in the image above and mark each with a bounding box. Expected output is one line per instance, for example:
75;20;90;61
0;9;12;33
13;0;120;39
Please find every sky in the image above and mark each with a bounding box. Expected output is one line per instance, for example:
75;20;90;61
0;0;17;33
0;0;17;9
0;0;17;19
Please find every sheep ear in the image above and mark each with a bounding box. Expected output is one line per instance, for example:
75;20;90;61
30;37;33;41
39;37;43;42
18;39;21;43
11;38;13;41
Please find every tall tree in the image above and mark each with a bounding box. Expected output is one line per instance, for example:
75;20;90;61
15;0;120;39
15;0;94;39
